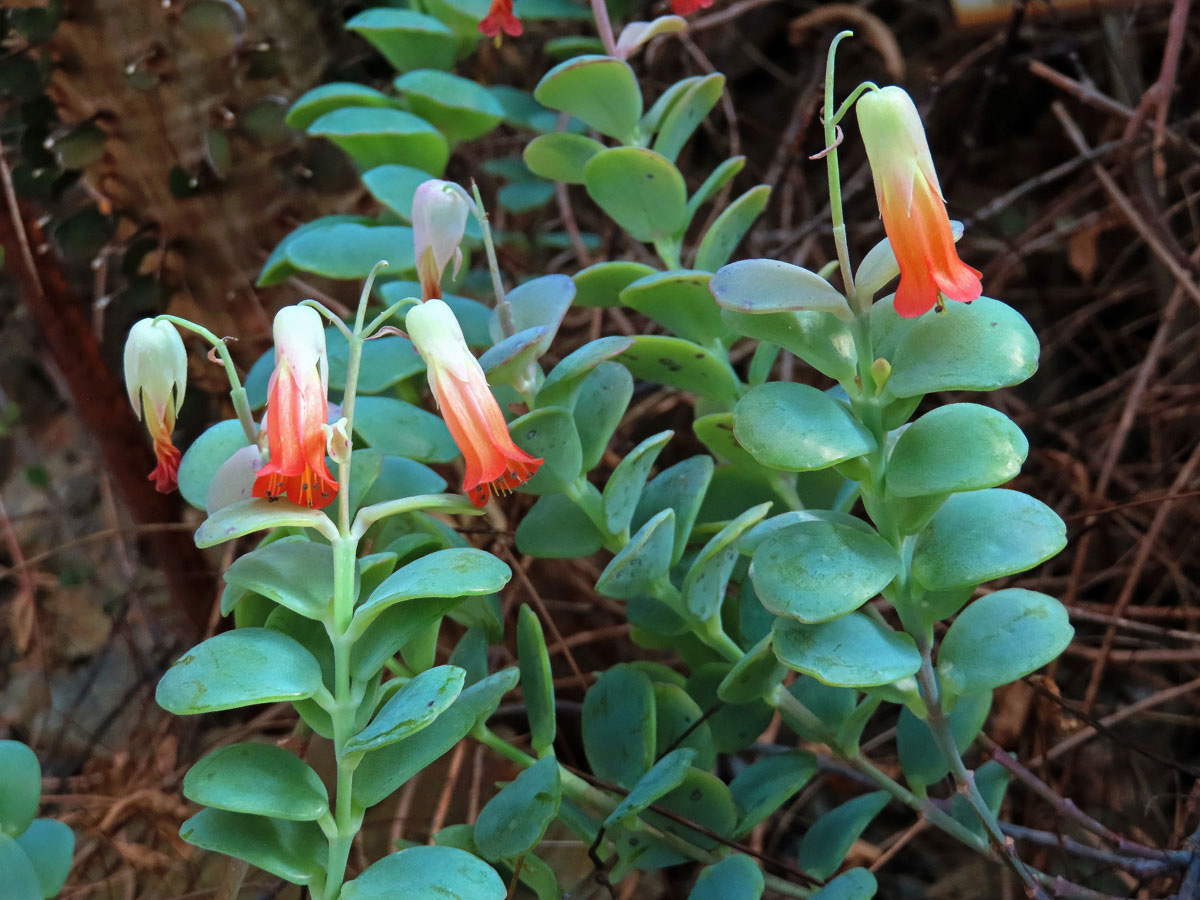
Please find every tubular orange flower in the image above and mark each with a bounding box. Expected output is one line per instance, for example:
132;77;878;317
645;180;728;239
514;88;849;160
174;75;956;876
124;318;187;493
856;85;982;318
406;298;542;507
479;0;522;39
252;306;338;509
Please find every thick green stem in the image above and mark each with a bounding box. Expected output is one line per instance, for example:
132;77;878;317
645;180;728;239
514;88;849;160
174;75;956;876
912;638;1047;896
321;535;361;899
565;477;622;552
320;263;386;899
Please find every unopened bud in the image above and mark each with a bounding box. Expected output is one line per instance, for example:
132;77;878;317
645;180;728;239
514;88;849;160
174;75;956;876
322;417;352;465
869;357;891;392
412;179;474;301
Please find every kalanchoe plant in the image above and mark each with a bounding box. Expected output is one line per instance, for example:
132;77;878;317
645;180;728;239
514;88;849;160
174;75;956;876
123;19;1190;900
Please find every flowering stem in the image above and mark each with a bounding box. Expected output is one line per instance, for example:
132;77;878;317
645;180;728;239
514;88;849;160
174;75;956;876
829;80;879;127
363;297;418;338
821;30;861;314
469;181;517;339
588;0;617;57
153;315;257;448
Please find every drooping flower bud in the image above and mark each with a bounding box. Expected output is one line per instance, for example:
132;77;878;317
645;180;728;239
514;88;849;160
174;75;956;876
251;305;338;509
412;180;474;301
856;86;982;318
124;318;187;493
406;298;542;507
478;0;522;39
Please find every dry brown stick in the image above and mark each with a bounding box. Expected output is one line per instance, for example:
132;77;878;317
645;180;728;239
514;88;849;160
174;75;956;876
1052;102;1200;313
1036;674;1200;766
1067;606;1200;645
429;740;468;837
1061;256;1196;616
1120;0;1192;180
0;140;212;635
502;548;589;692
1064;646;1200;664
1078;438;1200;712
1029;61;1195;153
869;819;928;873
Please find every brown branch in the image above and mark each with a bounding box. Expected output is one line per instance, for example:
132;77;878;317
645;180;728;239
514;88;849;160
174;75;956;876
0;141;212;636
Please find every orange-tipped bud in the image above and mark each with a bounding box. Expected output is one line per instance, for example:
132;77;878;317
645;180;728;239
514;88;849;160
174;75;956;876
124;318;187;493
251;306;338;509
856;86;982;317
406;298;542;507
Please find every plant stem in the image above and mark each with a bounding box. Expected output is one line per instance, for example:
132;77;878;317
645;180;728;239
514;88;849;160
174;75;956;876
588;0;617;57
821;30;861;313
912;638;1049;898
320;263;386;899
469;181;516;338
322;536;362;899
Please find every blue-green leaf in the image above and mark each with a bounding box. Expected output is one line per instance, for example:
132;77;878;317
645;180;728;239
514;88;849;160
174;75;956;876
474;755;562;861
308;108;447;174
517;606;556;756
604;430;672;535
729;750;816;837
184;743;328;821
352;549;511;638
796;791;889;880
345;8;458;73
773;614;920;688
937;589;1073;696
180;808;325;885
14;819;74;899
887;404;1028;498
911;489;1066;591
604;748;695;828
688;854;763;900
582;665;656;789
886;297;1039;398
750;522;900;623
534;55;642;141
352;396;458;463
342;845;505;900
0;741;40;838
694;185;770;273
347;665;466;753
156;629;323;714
585;148;687;242
0;834;45;900
734;383;874;472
